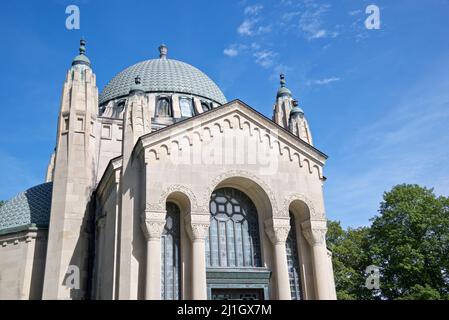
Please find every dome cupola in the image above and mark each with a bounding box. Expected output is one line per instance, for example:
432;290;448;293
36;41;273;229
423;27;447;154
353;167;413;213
99;45;226;106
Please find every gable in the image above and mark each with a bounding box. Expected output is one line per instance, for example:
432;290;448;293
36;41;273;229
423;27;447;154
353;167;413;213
136;100;326;180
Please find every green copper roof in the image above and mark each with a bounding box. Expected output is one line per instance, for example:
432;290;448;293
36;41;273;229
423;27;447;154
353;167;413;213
99;53;227;105
72;39;91;67
276;73;292;98
0;182;53;235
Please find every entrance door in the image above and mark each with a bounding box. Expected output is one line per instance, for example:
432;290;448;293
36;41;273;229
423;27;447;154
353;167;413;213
211;289;264;300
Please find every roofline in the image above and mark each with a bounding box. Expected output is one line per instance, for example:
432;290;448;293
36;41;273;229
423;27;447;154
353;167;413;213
96;99;328;192
0;224;47;237
135;98;328;159
99;90;226;107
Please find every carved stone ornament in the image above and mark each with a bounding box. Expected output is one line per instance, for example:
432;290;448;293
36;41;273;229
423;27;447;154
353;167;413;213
186;214;210;241
141;210;166;240
301;220;327;246
283;193;324;220
204;169;280;217
264;218;291;245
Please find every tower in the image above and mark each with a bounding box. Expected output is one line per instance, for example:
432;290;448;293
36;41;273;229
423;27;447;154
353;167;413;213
288;100;313;145
272;74;313;145
272;74;294;129
42;39;98;299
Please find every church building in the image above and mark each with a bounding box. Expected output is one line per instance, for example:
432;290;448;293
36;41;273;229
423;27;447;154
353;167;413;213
0;40;336;300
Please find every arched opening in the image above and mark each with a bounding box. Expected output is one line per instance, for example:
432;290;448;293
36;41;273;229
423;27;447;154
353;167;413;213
286;212;302;300
156;96;172;117
161;191;193;299
205;176;274;300
288;199;314;299
161;202;181;300
206;187;262;268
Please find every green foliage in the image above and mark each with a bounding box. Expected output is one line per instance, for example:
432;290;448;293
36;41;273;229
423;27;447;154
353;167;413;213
0;200;5;208
369;184;449;300
327;221;375;300
327;184;449;300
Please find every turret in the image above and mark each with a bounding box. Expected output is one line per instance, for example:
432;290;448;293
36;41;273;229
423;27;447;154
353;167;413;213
272;74;294;129
288;100;313;145
42;39;98;299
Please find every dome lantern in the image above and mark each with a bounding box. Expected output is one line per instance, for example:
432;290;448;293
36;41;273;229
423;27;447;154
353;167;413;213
159;44;168;59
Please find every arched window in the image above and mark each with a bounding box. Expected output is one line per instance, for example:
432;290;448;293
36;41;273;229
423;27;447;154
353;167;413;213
201;101;211;112
179;97;195;117
206;188;261;267
286;212;302;299
161;202;181;300
156;96;172;117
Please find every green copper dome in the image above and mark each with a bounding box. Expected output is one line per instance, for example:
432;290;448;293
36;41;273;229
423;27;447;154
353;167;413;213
0;182;53;235
99;46;227;105
276;74;292;98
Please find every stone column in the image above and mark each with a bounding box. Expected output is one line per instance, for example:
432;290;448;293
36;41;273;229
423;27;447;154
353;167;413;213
186;214;210;300
302;220;332;300
141;210;166;300
265;219;292;300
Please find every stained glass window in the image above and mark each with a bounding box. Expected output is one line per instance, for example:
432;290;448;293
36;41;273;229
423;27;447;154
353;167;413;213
286;212;302;300
161;202;181;300
206;188;261;268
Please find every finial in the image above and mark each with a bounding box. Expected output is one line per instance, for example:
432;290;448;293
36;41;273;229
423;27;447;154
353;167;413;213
292;100;298;107
159;44;168;59
79;38;86;55
280;74;286;87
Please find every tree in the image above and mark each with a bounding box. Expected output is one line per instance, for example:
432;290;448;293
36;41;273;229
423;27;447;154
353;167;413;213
327;221;375;299
369;184;449;300
0;200;5;208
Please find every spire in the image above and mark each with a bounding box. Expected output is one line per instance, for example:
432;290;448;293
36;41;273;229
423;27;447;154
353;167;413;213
280;73;286;87
79;38;86;55
159;44;168;59
72;38;91;67
276;73;291;98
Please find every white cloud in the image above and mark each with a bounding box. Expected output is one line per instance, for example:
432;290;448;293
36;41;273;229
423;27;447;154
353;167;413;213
348;9;362;16
253;50;277;69
313;77;341;85
244;4;263;16
238;19;257;36
223;47;239;57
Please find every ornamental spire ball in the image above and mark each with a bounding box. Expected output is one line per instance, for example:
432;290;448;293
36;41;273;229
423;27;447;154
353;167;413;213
79;38;86;55
280;73;286;87
276;73;292;98
159;44;168;59
72;38;91;67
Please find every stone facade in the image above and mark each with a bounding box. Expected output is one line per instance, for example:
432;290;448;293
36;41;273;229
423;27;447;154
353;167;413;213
0;41;336;300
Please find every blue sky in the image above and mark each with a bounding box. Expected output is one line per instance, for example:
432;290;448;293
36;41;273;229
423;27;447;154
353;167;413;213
0;0;448;227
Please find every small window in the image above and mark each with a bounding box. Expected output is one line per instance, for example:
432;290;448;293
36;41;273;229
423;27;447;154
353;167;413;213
156;96;172;117
201;101;211;112
63;118;69;131
179;97;195;117
76;117;84;131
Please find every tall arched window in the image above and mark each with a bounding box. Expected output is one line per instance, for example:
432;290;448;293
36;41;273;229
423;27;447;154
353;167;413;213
156;96;172;117
206;187;262;267
286;212;302;299
161;202;181;300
